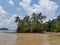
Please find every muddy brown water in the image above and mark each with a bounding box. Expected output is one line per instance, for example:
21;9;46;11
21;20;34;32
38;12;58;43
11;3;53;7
0;33;60;45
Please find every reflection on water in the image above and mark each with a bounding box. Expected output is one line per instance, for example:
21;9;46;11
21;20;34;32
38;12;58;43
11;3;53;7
0;33;60;45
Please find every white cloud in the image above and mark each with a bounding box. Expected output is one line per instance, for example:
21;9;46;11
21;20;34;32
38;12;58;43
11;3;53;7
0;14;23;27
6;14;18;25
20;0;31;6
0;6;7;20
19;0;59;21
0;14;18;26
0;6;7;15
0;14;18;30
8;0;14;6
5;14;24;26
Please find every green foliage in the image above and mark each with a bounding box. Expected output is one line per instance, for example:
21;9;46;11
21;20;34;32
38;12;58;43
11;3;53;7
15;13;60;33
15;13;46;33
55;15;60;32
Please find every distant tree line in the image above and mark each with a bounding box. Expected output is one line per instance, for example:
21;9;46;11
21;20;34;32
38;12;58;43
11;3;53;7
15;13;60;33
0;28;8;30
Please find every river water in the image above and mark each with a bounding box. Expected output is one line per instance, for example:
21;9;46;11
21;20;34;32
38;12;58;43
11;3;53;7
0;33;60;45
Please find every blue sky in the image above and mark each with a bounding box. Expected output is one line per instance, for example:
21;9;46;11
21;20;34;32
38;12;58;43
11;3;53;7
0;0;60;30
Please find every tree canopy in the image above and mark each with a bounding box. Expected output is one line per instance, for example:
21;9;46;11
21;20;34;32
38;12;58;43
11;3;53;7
15;13;60;33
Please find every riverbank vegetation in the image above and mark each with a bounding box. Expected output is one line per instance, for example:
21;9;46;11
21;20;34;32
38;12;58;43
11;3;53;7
15;13;60;33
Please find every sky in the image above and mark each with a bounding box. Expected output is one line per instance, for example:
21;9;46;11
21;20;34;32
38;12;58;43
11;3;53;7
0;0;60;30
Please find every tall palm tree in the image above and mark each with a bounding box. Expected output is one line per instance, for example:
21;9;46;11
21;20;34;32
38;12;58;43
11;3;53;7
32;13;37;24
37;13;46;23
15;16;21;32
15;16;20;23
31;13;46;32
23;15;31;32
55;15;60;32
15;13;46;33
